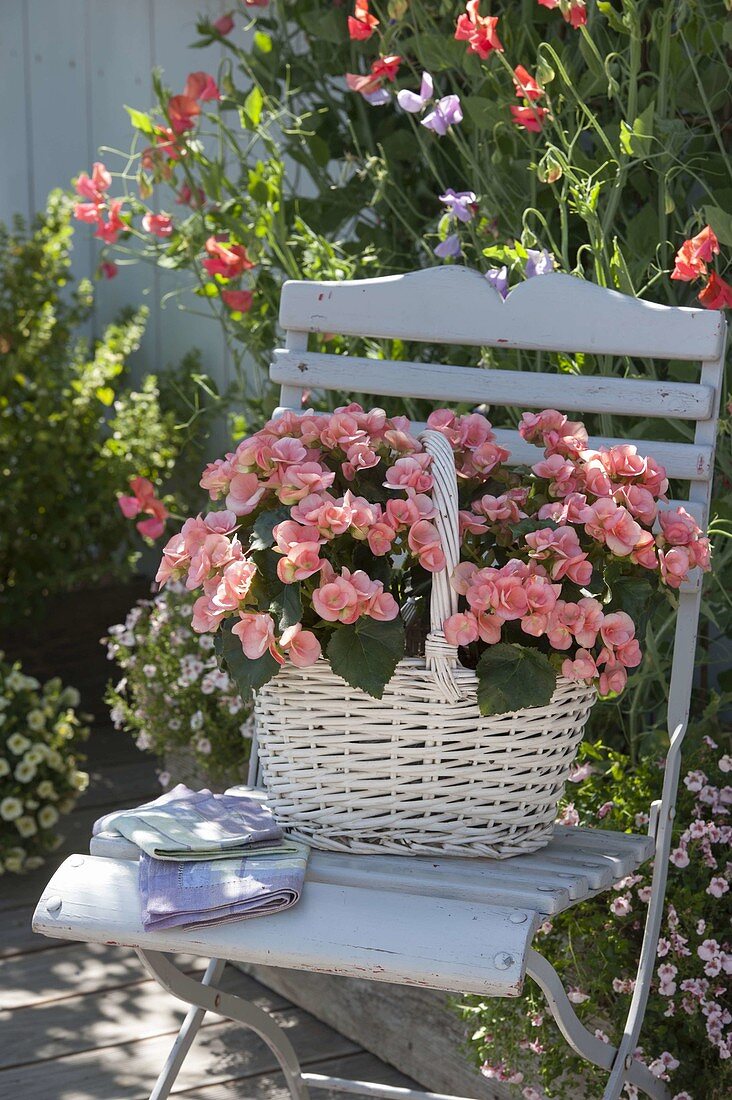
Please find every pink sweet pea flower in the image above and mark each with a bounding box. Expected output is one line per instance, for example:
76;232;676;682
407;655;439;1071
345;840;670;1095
94;198;126;244
221;289;253;313
203;236;255;278
167;93;201;134
74;201;102;224
100;261;118;279
422;95;463;136
213;12;235;34
280;624;321;667
142;212;173;237
75;161;112;202
184;71;221;102
118;476;169;539
397;72;434;114
454;2;503;60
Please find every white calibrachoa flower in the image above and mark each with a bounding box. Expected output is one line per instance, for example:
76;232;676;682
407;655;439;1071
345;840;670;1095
1;656;88;874
103;581;254;788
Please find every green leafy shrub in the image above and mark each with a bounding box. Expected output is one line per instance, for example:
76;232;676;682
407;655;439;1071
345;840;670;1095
0;192;218;624
0;654;89;875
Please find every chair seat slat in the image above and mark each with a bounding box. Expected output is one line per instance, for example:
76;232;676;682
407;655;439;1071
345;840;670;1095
271;350;714;421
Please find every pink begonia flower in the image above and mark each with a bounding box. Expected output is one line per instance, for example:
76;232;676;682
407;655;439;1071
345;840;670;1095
142;212;173;237
385;454;433;493
474;611;500;644
232;612;282;662
312;575;362;624
407;520;446;572
562;650;598;682
598;660;627;697
184;71;221;102
630;529;658;570
444;611;479;647
583;498;643;557
280;624;321;667
277;541;323;583
200;457;233;498
368;590;400;621
658;546;692;589
659;505;701;546
451;561;478;595
211;559;257;611
599;611;635;649
616;484;657;525
532;452;579;496
367;520;397;556
155;531;189;586
191;595;225;633
278;462;336;505
464;439;510;476
203;510;237;534
225;472;267;516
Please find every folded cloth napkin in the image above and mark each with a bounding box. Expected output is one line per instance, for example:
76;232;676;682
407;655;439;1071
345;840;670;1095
139;841;310;930
92;783;286;860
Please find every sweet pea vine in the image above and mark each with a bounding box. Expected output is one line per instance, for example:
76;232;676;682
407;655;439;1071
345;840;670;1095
156;405;710;714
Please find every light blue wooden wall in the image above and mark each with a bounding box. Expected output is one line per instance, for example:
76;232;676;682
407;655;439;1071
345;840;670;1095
0;0;233;389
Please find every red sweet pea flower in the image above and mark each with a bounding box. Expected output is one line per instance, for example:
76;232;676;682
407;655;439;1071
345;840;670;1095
204;236;255;279
184;71;221;102
510;104;549;132
698;272;732;310
348;0;379;41
94;198;126;244
346;55;402;99
167;94;201;135
371;55;401;82
513;65;543;102
538;0;587;28
213;12;234;34
100;262;118;280
455;1;503;60
671;225;720;282
142;212;174;238
222;289;254;313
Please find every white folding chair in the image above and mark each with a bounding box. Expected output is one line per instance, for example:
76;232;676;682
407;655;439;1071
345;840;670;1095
33;268;726;1100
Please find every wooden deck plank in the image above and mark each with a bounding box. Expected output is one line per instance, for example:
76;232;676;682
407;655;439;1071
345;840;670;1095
0;1003;359;1099
0;963;288;1068
171;1051;417;1099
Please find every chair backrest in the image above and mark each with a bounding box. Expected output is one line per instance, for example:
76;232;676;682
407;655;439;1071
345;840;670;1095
270;266;727;738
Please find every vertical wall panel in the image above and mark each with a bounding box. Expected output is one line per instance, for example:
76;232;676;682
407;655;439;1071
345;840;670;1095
0;1;33;222
88;0;158;377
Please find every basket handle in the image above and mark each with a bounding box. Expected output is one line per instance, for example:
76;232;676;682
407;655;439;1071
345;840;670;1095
419;429;463;702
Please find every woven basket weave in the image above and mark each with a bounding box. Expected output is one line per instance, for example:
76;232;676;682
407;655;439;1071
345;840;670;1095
254;429;595;858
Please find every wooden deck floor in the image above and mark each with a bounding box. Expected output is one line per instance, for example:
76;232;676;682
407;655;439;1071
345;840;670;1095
0;720;416;1099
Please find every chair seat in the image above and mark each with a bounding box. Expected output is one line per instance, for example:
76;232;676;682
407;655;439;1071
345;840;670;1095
32;827;653;998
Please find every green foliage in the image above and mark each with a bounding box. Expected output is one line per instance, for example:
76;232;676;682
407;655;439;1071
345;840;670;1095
104;583;253;787
476;643;557;716
0;193;216;624
326;616;406;699
0;653;89;874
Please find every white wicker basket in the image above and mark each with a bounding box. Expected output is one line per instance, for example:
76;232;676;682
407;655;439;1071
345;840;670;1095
254;430;595;858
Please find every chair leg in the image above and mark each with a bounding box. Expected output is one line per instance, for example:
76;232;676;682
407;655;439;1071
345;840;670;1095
149;957;226;1100
136;948;310;1100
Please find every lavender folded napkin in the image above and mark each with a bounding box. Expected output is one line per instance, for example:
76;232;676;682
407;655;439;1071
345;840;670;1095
138;841;310;930
92;783;286;861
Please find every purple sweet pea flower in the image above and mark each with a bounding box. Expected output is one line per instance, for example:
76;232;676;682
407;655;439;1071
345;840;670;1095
397;72;434;114
422;95;463;136
434;233;461;260
363;88;391;107
439;189;477;223
525;248;555;278
485;266;509;299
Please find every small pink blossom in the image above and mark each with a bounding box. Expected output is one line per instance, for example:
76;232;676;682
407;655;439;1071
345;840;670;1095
280;624;321;667
142;212;173;237
610;895;632;917
707;876;729;898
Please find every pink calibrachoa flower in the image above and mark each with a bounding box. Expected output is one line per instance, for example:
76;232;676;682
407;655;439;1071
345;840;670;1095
454;2;503;60
142;212;173;238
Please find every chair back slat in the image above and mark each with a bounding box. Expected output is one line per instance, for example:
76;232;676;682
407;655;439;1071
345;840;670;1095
279;268;726;361
271;349;715;422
